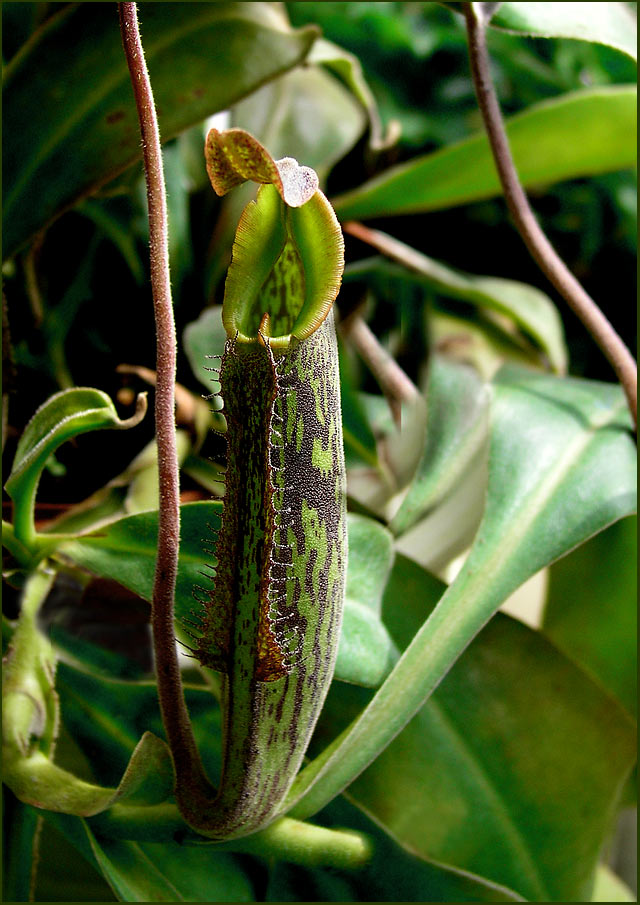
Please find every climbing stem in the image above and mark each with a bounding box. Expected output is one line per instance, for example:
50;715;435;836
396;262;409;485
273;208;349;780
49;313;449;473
462;2;637;429
118;2;213;806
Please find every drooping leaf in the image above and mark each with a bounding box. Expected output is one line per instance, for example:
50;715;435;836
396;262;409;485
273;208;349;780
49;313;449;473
332;86;637;219
306;37;391;151
310;553;636;902
3;2;318;258
488;2;638;61
283;367;636;831
543;515;637;718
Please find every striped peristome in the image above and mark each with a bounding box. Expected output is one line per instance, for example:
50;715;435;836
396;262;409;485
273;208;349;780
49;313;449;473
190;129;346;839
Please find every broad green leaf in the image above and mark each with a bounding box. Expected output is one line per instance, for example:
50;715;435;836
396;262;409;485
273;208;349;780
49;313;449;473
428;308;551;379
283;367;636;829
56;502;222;629
29;816;116;903
391;356;489;536
3;3;318;258
44;812;256;903
267;794;524;902
344;232;568;373
335;515;395;687
4;388;146;551
332;86;637;219
543;515;637;718
311;554;636;902
2;796;41;902
489;2;638;62
56;504;392;686
232;62;366;180
55;662;221;790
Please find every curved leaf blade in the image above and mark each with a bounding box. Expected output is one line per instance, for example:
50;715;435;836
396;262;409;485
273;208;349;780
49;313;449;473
391;356;490;536
4;388;146;549
56;501;222;629
3;3;318;258
313;555;636;902
335;515;396;687
489;2;638;61
332;86;637;219
283;368;636;825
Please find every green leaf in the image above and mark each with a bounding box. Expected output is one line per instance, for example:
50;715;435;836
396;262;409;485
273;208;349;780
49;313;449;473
267;794;524;902
56;502;222;629
335;515;396;687
391;356;490;536
283;367;636;827
57;503;394;689
344;232;568;373
183;306;227;394
45;813;256;903
489;2;638;62
543;515;637;718
4;388;146;551
55;662;221;790
312;554;636;902
332;86;637;219
232;59;366;180
306;37;390;151
3;3;318;258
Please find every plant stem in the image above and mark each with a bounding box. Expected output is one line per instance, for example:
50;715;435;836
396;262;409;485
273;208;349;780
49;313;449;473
339;304;419;428
91;804;372;869
462;2;637;430
118;3;213;806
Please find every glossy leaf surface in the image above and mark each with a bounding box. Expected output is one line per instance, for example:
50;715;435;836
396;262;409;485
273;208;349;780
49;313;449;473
266;795;524;902
332;86;636;219
284;367;637;826
57;504;394;687
489;2;638;61
3;3;318;258
390;356;490;536
4;388;146;549
543;515;637;718
334;515;396;687
311;553;636;902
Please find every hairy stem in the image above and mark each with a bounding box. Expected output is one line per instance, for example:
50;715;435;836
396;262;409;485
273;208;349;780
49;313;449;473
463;2;637;429
118;2;212;804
